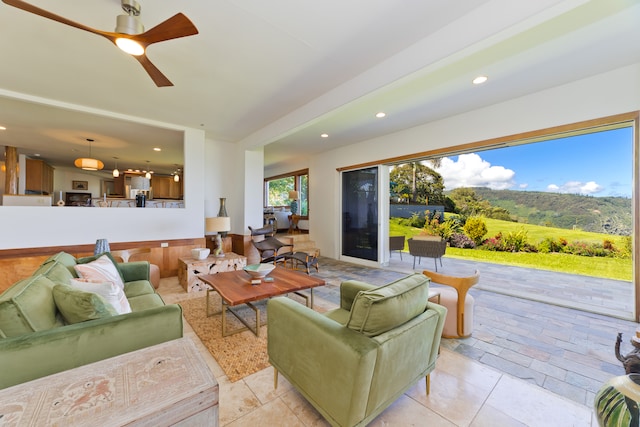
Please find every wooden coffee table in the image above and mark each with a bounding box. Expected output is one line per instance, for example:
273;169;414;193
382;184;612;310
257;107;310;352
200;266;325;337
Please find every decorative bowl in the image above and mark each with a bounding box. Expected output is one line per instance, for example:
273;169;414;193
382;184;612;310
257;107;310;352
191;248;210;260
243;263;275;279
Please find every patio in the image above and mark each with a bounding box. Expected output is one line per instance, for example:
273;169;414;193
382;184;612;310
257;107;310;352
316;254;638;407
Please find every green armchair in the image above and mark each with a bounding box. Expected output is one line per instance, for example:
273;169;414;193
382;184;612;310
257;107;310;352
267;274;446;427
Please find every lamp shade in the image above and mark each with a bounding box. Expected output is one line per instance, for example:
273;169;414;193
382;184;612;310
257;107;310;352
206;216;231;233
74;157;104;171
288;190;299;200
130;176;150;190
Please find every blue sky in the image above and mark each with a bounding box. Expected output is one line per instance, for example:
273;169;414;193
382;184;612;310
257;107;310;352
434;126;633;198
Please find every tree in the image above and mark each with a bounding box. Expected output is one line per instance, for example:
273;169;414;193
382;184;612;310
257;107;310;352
390;162;445;205
448;187;492;217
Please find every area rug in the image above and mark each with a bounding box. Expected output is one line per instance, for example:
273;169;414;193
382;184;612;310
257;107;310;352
179;294;270;382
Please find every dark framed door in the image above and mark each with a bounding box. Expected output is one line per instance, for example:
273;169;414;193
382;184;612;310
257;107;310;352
342;167;378;261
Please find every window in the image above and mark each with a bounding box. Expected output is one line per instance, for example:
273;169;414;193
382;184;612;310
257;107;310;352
265;169;309;216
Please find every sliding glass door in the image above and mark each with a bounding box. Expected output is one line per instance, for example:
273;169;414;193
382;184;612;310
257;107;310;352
342;167;379;261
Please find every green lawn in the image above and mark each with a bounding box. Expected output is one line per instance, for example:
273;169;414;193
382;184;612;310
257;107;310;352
390;217;632;281
481;217;628;247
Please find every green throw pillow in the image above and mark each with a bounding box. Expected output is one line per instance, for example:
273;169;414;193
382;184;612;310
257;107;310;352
33;261;74;285
52;284;117;324
0;274;62;337
40;252;78;277
346;274;429;337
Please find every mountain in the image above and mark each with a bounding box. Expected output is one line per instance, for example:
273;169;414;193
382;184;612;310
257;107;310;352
463;188;632;236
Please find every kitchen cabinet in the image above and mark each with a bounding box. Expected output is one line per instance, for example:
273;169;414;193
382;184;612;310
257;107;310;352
25;159;53;195
152;176;182;199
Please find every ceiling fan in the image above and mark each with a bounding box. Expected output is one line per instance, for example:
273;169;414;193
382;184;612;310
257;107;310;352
2;0;198;87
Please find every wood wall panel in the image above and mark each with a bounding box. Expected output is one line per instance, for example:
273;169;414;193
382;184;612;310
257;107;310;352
0;237;208;293
231;234;260;265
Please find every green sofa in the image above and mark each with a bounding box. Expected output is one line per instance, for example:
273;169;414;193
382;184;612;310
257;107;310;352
0;251;183;389
267;273;446;427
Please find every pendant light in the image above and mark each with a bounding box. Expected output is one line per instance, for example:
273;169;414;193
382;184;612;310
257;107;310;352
145;160;152;179
74;138;104;171
112;157;120;177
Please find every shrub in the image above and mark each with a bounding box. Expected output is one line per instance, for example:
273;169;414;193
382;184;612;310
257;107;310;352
563;241;613;257
398;212;426;228
439;217;463;241
537;237;565;254
463;216;488;245
481;233;503;251
423;211;444;237
502;228;529;252
617;236;632;259
449;232;475;249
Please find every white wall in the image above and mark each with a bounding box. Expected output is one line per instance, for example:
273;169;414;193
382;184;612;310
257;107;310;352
204;137;236;231
309;63;640;260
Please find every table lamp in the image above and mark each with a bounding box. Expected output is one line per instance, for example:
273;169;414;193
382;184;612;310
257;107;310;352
206;217;231;257
288;190;299;215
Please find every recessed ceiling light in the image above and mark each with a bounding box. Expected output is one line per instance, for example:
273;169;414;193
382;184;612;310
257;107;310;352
375;112;386;118
34;153;40;157
321;133;329;138
153;147;161;151
0;126;6;130
473;75;488;85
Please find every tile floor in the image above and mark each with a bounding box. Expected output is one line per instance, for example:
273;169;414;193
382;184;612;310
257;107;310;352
159;261;600;426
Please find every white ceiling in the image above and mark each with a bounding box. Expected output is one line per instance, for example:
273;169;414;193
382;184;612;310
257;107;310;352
0;0;639;176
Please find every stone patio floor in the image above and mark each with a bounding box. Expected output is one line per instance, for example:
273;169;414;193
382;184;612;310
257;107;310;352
311;253;638;408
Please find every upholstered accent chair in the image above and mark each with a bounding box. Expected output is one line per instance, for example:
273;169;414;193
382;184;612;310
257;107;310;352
408;236;447;271
267;274;446;427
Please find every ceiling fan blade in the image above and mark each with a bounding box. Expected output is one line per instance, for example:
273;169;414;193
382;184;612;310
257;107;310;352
2;0;109;38
135;13;199;47
133;54;173;87
2;0;194;87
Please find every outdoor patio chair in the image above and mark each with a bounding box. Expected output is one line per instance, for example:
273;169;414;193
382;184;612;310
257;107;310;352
423;269;480;338
389;235;405;260
408;237;447;271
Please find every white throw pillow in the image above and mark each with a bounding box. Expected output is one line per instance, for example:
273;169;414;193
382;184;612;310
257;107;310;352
69;278;132;314
74;254;125;290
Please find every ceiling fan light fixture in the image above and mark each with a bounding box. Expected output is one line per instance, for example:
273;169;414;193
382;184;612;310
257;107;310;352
115;37;145;56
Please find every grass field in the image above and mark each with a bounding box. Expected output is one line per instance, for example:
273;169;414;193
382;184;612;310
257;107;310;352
390;217;632;281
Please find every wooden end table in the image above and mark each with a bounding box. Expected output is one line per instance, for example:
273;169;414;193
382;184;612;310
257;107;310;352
178;252;247;292
200;266;325;337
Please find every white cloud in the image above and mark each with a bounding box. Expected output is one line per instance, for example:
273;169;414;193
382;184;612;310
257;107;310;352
435;153;515;190
546;180;603;195
519;183;529;189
